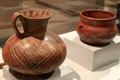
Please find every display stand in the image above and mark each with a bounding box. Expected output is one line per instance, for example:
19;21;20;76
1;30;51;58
0;65;80;80
62;31;120;71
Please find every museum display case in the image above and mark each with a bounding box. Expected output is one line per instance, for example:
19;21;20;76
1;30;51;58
0;0;120;80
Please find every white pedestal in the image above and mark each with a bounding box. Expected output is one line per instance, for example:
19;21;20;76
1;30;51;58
62;31;120;71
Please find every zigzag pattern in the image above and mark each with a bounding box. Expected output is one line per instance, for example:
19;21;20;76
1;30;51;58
3;32;66;75
21;9;52;19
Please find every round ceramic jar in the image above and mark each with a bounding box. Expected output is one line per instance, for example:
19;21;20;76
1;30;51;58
76;9;118;45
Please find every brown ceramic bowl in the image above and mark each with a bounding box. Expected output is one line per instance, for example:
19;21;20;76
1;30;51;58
76;9;118;45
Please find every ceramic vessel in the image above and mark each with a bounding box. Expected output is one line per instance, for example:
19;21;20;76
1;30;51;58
76;9;118;45
2;9;66;75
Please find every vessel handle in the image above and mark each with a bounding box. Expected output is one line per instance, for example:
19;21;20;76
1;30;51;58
12;12;23;38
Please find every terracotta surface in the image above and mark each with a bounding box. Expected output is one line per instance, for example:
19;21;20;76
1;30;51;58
76;9;118;45
2;9;66;75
